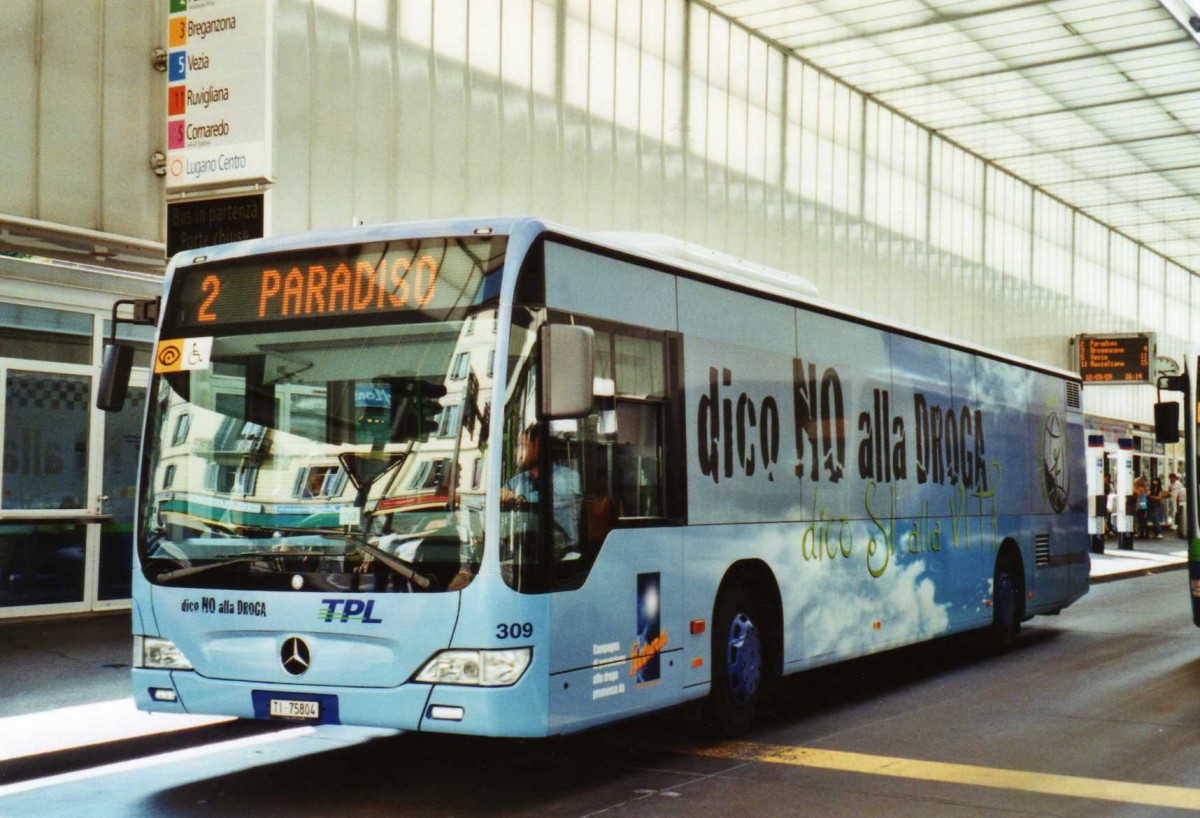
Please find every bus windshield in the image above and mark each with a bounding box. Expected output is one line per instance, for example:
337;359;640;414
139;235;508;595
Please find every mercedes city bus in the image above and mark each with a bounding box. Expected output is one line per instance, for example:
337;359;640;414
100;217;1089;737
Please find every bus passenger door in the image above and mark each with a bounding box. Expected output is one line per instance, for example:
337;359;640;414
544;323;687;733
546;527;684;734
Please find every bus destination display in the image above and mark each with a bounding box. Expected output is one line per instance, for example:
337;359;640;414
174;238;501;327
1076;333;1153;384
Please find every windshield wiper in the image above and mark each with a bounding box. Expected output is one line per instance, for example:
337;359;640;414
328;531;435;590
253;526;436;590
153;550;327;583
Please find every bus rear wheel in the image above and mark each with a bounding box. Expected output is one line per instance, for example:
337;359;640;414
708;584;764;736
989;562;1022;650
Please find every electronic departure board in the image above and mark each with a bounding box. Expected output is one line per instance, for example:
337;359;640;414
1075;333;1154;384
172;237;505;328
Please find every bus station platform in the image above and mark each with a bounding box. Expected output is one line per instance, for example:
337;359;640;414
1088;535;1189;583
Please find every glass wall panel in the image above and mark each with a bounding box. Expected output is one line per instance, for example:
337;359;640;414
0;304;92;365
1165;260;1190;343
98;386;145;600
3;372;91;510
1074;215;1109;312
1111;234;1140;324
1032;194;1072;297
0;522;86;607
0;303;92;337
1134;242;1163;329
799;65;820;206
985;169;1032;283
262;0;1200;428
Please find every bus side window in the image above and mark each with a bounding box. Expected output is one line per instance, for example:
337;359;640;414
613;401;663;519
551;412;614;558
552;327;617;560
557;324;669;565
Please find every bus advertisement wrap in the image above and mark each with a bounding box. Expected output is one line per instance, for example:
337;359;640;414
116;218;1088;739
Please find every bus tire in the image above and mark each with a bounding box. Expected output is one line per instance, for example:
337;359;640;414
708;583;764;736
988;559;1022;650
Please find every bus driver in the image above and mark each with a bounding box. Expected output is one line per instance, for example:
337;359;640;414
502;423;583;552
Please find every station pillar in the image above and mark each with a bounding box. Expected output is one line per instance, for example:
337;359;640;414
1113;438;1134;550
1087;434;1106;554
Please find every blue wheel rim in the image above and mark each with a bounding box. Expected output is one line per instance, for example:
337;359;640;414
725;611;762;705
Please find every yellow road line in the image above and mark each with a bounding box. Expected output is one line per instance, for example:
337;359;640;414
685;742;1200;811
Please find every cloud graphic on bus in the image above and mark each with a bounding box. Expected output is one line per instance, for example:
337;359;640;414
795;557;950;659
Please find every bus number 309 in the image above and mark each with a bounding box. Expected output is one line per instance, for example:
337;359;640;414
496;622;533;639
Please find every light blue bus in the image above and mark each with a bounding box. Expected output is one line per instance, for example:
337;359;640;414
101;217;1089;737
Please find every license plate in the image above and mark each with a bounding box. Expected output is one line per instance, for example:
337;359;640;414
269;698;320;719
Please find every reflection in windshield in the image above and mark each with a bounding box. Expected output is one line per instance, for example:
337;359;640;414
142;312;503;593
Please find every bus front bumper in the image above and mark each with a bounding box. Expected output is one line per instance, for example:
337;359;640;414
132;667;551;738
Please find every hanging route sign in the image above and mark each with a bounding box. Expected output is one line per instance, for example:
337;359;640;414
165;0;273;190
1074;333;1154;384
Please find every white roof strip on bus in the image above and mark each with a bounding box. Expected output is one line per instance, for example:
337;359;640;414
597;231;820;299
163;216;1081;383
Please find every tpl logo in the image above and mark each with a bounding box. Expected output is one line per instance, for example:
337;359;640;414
320;598;382;624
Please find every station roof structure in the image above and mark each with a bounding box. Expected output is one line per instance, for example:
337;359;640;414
709;0;1200;272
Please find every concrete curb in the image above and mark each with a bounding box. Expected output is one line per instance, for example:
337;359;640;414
1089;559;1189;584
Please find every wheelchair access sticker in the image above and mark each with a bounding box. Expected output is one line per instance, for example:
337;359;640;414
155;337;213;373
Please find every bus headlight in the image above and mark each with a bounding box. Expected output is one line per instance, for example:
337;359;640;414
414;648;531;687
135;636;194;670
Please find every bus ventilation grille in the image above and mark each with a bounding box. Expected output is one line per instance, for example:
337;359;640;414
1034;534;1051;568
1065;381;1082;410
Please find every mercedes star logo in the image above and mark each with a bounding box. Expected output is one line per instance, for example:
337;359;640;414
280;636;311;676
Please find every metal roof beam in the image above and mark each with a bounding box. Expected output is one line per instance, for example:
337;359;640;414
1116;215;1200;229
1041;162;1200;184
756;0;1062;49
992;127;1200;159
939;85;1194;129
871;35;1189;94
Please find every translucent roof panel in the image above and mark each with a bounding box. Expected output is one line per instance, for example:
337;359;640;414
712;0;1200;273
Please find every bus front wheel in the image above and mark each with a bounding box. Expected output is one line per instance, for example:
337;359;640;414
708;584;764;736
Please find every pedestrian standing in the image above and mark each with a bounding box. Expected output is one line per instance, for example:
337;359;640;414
1147;477;1165;539
1168;472;1186;534
1133;476;1149;538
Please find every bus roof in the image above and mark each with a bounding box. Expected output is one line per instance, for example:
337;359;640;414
540;221;1082;385
166;216;1082;384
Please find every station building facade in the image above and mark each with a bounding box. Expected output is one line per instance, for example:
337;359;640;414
1;0;1195;617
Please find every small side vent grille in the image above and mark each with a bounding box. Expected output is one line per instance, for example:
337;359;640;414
1034;534;1051;568
1065;381;1082;410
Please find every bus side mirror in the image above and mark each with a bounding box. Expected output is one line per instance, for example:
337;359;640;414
97;343;135;412
1155;401;1180;444
98;296;159;412
540;324;594;419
